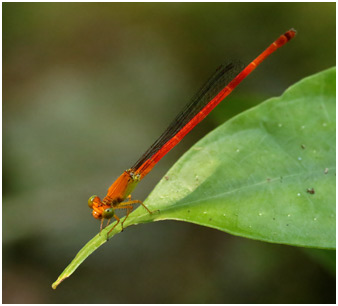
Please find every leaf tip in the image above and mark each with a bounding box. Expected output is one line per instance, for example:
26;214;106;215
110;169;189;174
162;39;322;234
51;275;68;290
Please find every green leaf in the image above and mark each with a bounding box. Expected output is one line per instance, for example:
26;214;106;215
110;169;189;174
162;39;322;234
52;67;336;289
148;66;336;249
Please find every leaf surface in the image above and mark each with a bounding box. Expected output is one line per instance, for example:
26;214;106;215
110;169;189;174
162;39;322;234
52;67;336;289
146;67;336;249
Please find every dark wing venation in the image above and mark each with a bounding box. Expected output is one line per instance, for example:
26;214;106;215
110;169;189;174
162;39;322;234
132;60;244;170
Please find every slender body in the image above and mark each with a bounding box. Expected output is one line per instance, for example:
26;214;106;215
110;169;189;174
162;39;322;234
88;29;296;234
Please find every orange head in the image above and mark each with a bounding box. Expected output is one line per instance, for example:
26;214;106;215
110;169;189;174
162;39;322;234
88;195;115;220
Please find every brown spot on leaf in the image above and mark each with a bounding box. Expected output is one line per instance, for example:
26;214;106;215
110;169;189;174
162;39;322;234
306;188;315;194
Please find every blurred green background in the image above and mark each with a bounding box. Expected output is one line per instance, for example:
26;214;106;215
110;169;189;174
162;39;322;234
3;2;336;303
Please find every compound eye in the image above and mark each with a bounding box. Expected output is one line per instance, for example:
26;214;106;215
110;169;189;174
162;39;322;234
102;207;114;219
88;195;99;208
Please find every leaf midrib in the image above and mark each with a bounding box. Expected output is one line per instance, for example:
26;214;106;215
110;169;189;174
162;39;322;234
158;166;336;213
